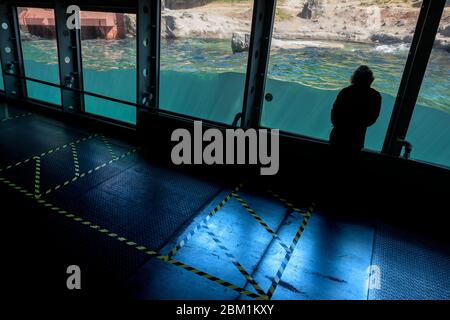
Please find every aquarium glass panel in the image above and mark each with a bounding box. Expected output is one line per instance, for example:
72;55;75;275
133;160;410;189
159;0;254;125
80;11;136;124
0;54;4;91
18;7;61;105
406;16;450;168
261;1;426;152
0;61;4;91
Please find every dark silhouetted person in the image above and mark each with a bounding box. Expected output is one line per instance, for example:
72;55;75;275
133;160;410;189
323;66;382;214
330;66;382;154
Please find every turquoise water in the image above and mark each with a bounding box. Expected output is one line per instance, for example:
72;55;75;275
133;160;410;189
159;39;450;167
24;61;61;105
0;70;4;91
22;39;61;105
9;38;450;167
80;39;137;124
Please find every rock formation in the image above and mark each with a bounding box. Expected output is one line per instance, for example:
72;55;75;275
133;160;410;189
162;15;176;39
298;0;326;20
231;32;250;53
440;24;450;37
124;14;136;38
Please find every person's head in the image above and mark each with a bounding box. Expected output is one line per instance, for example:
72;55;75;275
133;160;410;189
351;65;374;87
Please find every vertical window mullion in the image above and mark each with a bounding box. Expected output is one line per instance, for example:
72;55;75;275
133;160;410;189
54;2;84;113
382;0;446;157
0;4;27;98
241;0;277;129
136;0;160;129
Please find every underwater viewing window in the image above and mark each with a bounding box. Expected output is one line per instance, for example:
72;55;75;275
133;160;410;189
261;1;424;152
406;17;450;168
17;7;61;105
80;10;137;125
1;1;448;171
158;0;254;125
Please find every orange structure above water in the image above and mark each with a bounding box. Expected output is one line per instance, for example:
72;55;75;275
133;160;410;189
18;8;126;40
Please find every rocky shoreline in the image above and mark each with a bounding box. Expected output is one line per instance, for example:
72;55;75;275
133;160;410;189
18;1;450;52
157;0;450;52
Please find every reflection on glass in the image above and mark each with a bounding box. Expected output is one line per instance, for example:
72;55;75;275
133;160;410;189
0;64;4;91
0;53;4;91
261;1;430;151
18;7;61;105
80;11;136;124
159;0;254;124
407;15;450;168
